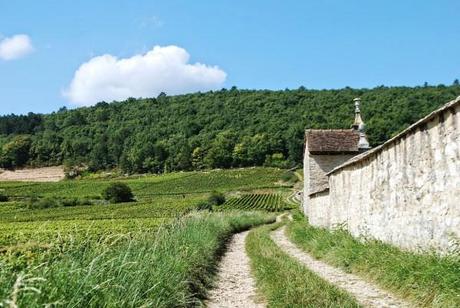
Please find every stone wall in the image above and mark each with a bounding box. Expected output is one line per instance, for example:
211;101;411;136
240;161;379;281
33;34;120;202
307;154;356;194
305;97;460;253
303;151;355;214
308;190;330;227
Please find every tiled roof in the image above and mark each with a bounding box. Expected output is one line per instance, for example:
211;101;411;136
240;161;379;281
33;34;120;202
306;129;360;154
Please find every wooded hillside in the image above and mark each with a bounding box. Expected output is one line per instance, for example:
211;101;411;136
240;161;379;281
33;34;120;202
1;84;459;173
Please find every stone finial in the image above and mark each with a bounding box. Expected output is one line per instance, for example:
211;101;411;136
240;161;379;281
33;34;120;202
352;98;363;130
351;97;370;150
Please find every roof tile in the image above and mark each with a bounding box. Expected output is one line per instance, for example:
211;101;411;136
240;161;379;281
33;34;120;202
306;129;360;154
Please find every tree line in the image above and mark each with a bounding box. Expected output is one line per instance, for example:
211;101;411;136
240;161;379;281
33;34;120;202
1;84;459;173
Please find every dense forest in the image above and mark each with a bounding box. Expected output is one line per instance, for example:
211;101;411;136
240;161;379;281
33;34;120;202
1;84;459;174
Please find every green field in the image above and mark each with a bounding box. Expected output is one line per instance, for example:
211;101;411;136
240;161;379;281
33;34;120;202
0;167;289;306
1;167;457;307
0;167;289;248
0;211;275;307
0;167;286;199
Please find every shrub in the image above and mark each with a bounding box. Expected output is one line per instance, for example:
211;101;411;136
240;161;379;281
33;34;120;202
196;201;212;211
64;163;88;180
27;196;59;209
60;198;80;207
102;182;135;203
79;198;92;206
281;171;297;183
26;196;95;209
0;193;8;202
208;191;226;206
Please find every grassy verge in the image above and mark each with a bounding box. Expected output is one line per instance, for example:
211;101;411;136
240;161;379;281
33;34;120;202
0;211;275;307
287;210;460;307
246;219;360;307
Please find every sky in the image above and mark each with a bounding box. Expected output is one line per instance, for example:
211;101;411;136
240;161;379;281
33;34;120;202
0;0;459;115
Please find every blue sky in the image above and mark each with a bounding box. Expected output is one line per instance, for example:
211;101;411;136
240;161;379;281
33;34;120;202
0;0;459;115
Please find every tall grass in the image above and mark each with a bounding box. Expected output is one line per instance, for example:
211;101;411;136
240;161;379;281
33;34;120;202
287;210;460;307
0;211;274;307
246;221;360;307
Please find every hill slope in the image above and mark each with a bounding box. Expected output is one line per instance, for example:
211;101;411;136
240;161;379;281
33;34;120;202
1;85;459;173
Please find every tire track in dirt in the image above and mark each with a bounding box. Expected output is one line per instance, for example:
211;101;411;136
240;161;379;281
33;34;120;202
206;230;265;308
271;227;411;308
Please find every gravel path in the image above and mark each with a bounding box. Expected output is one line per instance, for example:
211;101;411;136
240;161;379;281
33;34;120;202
206;231;264;308
271;227;411;308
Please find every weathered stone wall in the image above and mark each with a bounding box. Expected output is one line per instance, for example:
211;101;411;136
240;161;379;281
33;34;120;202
307;190;330;227
308;154;356;194
303;152;355;214
306;97;460;253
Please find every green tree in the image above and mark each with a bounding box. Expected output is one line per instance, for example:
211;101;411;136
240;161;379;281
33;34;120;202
286;124;304;164
246;134;271;165
265;153;288;168
192;147;206;170
0;135;32;168
205;131;237;168
232;141;249;166
1;85;459;173
102;182;135;203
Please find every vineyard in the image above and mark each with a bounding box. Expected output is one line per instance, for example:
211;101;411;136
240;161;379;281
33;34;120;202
0;167;286;199
0;167;292;306
220;193;293;212
0;168;290;248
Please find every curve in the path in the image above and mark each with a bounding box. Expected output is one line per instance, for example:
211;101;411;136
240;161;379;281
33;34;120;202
206;231;265;308
271;227;411;308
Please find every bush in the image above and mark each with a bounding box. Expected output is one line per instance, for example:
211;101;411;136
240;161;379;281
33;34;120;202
79;198;92;206
27;196;59;209
0;193;8;202
208;191;226;206
102;182;135;203
26;196;94;209
64;163;88;180
281;171;297;183
59;198;76;207
196;201;212;211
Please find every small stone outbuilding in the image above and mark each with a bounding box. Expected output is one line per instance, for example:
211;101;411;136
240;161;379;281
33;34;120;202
303;98;370;215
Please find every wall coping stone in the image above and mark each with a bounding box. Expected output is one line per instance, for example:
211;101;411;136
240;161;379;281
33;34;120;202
309;187;330;198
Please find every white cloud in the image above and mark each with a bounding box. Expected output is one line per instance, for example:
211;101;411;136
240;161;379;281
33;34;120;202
64;45;227;106
0;34;34;60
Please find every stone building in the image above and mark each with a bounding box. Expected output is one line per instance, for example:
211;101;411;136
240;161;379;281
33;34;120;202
303;98;370;215
303;96;460;253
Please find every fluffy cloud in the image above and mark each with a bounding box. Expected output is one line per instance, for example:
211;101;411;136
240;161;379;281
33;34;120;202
0;34;34;60
64;45;227;106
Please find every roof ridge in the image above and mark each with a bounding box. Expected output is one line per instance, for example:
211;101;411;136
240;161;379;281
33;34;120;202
305;128;354;132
